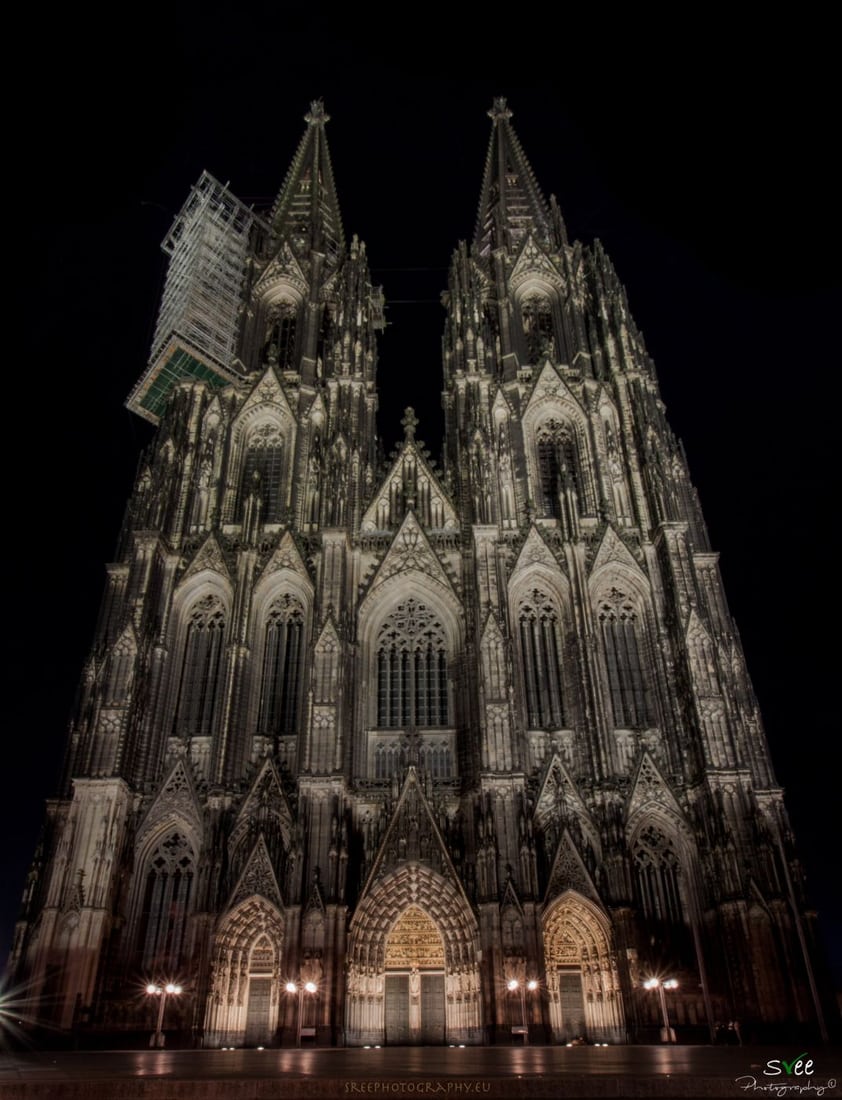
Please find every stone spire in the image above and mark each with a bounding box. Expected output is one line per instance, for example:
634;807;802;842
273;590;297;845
269;99;345;265
474;97;552;258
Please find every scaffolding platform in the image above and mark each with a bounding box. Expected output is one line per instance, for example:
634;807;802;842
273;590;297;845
127;172;267;423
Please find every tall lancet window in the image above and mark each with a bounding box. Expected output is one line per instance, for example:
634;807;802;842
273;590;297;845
259;594;305;734
376;599;448;728
598;588;651;727
174;595;226;736
264;302;298;369
518;588;565;729
536;420;584;518
633;823;684;926
521;292;555;361
138;832;196;971
236;425;285;524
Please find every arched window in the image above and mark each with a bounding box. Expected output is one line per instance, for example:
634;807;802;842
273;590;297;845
419;738;453;779
633;824;683;925
104;632;135;706
598;588;651;727
259;594;305;734
236;424;285;524
264;302;298;369
521;292;555;361
137;832;195;971
174;595;226;736
536;420;584;518
518;588;564;729
376;599;448;728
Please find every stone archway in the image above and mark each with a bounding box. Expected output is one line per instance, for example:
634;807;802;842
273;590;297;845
204;897;284;1047
346;864;482;1046
542;891;625;1043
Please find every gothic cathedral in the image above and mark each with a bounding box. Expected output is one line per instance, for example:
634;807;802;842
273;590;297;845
11;100;827;1047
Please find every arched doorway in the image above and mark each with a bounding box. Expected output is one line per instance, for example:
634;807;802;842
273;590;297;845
204;897;284;1047
542;892;625;1044
244;934;275;1046
383;906;446;1044
346;864;482;1046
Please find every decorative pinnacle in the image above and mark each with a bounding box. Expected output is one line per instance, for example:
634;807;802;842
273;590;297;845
488;97;513;123
401;407;419;441
305;99;330;126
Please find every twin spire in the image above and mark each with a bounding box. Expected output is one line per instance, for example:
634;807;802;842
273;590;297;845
475;97;553;257
269;99;345;263
270;97;555;263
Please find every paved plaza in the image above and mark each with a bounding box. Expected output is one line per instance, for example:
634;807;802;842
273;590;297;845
1;1045;840;1100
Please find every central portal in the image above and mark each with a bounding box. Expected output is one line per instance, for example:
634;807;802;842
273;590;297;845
384;906;445;1045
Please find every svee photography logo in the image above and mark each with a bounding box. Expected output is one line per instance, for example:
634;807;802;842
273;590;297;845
734;1051;838;1096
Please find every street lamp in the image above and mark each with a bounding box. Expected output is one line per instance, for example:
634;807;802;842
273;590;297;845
285;979;318;1046
507;977;539;1043
145;982;182;1048
643;977;678;1043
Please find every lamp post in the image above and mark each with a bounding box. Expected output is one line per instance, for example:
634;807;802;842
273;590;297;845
507;977;538;1043
643;977;678;1043
146;982;182;1048
285;979;318;1047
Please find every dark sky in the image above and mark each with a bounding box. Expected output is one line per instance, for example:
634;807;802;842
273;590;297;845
5;11;840;997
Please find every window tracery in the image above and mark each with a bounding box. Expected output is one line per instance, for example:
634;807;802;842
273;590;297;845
264;301;298;369
376;599;448;728
521;293;555;361
597;588;651;727
518;588;564;729
236;424;285;524
632;823;683;925
174;595;226;736
138;832;195;971
259;594;305;735
536;420;584;518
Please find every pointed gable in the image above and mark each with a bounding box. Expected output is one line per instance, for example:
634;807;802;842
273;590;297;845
180;533;231;585
523;361;583;419
110;619;138;655
534;754;601;859
315;615;340;650
686;608;712;647
361;511;458;606
360;441;458;533
626;751;684;826
230;758;294;854
360;767;465;901
510;232;566;295
491;386;516;424
252;239;309;301
256;529;313;587
589;525;644;580
234;364;296;427
509;524;560;576
545;828;600;904
227;834;284;912
137;758;203;850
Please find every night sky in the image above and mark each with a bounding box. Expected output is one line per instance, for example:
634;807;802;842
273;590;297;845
5;11;840;1002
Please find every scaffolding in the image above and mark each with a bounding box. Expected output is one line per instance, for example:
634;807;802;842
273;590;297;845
127;172;267;423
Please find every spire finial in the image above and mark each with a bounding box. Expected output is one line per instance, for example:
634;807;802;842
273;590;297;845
401;407;419;441
488;97;513;123
305;99;330;126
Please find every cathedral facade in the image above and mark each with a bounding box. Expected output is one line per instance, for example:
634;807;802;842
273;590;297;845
11;101;827;1047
